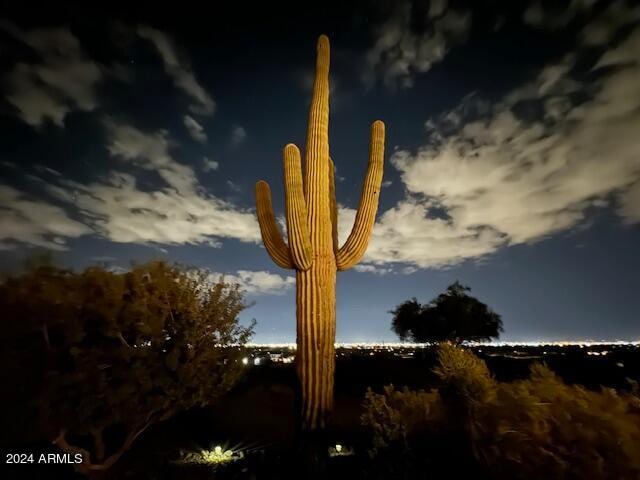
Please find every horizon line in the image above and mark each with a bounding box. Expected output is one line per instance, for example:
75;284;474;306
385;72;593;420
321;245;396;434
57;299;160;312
247;340;640;348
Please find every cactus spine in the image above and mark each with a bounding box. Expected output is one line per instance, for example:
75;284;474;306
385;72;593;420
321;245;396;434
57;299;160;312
255;35;385;431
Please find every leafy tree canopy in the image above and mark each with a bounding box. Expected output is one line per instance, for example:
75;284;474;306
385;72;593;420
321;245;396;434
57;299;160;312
390;281;503;343
0;260;253;473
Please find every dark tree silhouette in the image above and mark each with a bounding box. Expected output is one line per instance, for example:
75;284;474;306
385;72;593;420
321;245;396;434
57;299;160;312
390;281;503;343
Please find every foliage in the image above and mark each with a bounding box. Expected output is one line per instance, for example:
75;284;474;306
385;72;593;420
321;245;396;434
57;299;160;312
361;385;442;455
433;342;495;408
390;281;503;343
362;344;640;480
0;260;253;472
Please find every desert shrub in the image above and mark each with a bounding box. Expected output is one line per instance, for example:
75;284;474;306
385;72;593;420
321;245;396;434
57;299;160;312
0;260;254;473
434;342;495;407
475;363;640;479
361;385;443;454
362;344;640;480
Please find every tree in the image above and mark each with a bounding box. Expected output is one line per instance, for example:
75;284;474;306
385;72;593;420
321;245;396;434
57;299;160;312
0;260;253;473
390;281;503;343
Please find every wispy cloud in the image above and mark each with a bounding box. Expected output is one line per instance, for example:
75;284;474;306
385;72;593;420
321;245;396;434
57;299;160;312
363;0;471;89
230;125;247;146
353;264;392;275
209;270;295;295
57;122;259;245
202;157;219;172
524;0;640;41
523;0;595;30
0;21;103;127
0;122;260;249
104;119;198;194
0;185;91;250
347;23;640;270
183;115;207;143
226;180;242;192
138;25;215;115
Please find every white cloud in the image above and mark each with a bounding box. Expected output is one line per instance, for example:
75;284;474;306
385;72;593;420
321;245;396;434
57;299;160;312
582;1;640;45
340;203;506;269
353;264;393;275
0;185;91;250
429;0;448;18
105;265;128;274
524;0;640;39
618;181;640;224
0;22;102;127
209;270;295;295
363;2;471;89
41;123;261;247
230;125;247;146
202;157;219;172
0;120;262;251
343;24;640;271
226;180;242;192
138;25;215;115
104;120;197;194
183;115;207;143
593;22;640;69
523;0;596;30
34;165;63;177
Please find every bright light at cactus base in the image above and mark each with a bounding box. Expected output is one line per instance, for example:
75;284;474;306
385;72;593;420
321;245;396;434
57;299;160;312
329;443;355;457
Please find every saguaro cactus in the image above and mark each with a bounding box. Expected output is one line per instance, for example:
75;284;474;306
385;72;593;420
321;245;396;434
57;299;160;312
255;35;385;431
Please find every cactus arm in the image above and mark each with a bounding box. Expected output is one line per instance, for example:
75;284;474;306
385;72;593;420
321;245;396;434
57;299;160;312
329;157;338;255
283;144;313;270
336;120;385;271
255;180;294;269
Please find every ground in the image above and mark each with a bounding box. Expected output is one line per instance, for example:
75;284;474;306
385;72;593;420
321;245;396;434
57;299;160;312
4;345;639;479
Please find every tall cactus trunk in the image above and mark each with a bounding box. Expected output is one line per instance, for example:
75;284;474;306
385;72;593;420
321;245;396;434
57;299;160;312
255;34;385;435
297;262;336;431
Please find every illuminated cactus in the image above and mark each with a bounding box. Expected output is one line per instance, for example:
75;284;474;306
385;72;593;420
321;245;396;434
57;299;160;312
255;35;385;431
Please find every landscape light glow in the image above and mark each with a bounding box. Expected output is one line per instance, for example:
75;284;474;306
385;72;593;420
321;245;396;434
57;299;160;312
174;445;244;466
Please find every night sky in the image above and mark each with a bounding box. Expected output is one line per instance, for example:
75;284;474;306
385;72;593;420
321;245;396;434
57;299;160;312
1;0;639;343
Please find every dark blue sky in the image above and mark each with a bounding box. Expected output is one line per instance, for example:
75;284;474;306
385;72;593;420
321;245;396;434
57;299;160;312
1;0;639;342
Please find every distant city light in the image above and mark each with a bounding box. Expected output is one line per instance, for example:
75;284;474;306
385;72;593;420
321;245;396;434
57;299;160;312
241;357;249;365
245;340;640;349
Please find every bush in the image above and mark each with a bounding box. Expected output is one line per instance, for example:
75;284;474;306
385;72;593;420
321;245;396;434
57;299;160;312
362;343;640;480
0;260;254;473
361;385;443;455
